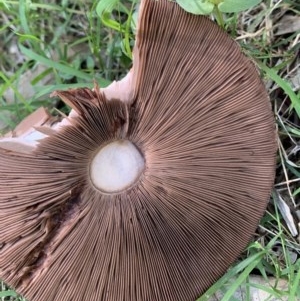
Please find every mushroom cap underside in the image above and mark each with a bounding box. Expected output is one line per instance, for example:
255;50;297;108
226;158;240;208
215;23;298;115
0;1;276;301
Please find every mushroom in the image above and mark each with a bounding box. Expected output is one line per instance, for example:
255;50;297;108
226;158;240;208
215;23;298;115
0;0;276;301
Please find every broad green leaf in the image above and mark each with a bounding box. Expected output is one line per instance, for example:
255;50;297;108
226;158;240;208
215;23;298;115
218;0;262;13
176;0;214;15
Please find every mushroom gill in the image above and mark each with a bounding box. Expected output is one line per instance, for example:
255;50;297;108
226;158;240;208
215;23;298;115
0;0;276;301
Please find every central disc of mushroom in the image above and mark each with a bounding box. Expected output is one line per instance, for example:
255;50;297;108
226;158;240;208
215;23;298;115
90;140;144;193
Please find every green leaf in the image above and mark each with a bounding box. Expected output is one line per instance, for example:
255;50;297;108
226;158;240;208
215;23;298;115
102;12;125;32
197;250;266;300
18;44;110;88
256;60;300;118
86;56;95;70
218;0;262;13
290;260;300;298
131;10;138;34
19;0;30;34
96;0;119;17
176;0;214;15
0;290;18;298
96;0;125;33
19;44;94;81
12;30;41;43
32;81;111;100
221;256;262;301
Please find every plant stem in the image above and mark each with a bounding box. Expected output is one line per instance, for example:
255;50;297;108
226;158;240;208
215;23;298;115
213;5;224;28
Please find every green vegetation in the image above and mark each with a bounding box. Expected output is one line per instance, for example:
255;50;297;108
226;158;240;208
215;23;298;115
176;0;262;27
0;0;299;300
